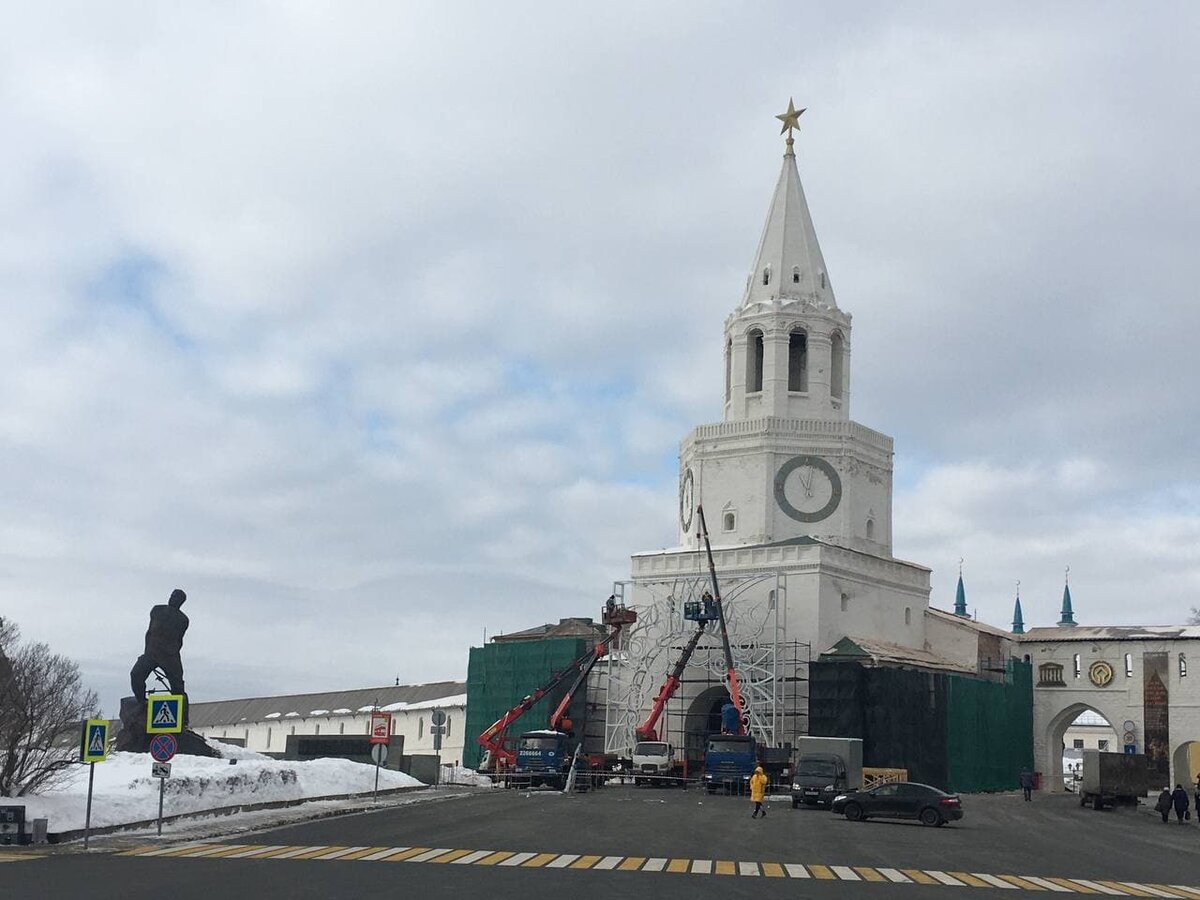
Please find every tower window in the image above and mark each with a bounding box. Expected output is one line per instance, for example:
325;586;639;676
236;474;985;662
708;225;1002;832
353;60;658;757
1124;653;1133;677
339;722;345;734
746;329;764;393
788;330;808;391
1181;654;1188;678
1073;654;1081;678
904;607;911;626
762;267;771;286
723;512;736;531
840;593;848;612
830;331;845;400
820;272;827;289
419;718;424;739
866;518;875;540
792;266;800;284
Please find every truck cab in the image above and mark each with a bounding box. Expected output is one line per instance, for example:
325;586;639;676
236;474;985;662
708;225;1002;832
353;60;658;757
512;730;570;789
791;753;848;808
632;741;680;785
702;734;757;794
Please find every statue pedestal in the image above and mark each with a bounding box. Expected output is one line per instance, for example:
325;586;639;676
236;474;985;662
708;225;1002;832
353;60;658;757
114;696;219;757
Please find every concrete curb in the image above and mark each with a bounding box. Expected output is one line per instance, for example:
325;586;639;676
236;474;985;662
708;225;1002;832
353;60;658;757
46;784;438;844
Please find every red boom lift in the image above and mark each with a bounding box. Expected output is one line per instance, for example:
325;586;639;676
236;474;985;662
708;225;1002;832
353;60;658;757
476;599;637;773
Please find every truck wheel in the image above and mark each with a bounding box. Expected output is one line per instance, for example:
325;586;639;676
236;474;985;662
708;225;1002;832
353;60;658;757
792;797;800;809
1079;794;1087;807
844;802;864;822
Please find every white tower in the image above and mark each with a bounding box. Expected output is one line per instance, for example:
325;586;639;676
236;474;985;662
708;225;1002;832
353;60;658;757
678;104;894;556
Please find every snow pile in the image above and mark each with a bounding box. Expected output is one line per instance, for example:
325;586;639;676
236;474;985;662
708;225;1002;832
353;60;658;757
14;747;425;833
441;764;493;787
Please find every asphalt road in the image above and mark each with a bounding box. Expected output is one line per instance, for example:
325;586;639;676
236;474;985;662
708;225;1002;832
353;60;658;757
5;787;1200;899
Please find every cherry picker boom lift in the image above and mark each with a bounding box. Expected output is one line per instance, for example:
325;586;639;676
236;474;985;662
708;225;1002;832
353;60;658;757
476;599;637;781
697;504;746;734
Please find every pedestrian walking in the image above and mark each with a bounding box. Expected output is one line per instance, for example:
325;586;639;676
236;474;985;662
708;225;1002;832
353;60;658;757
1171;784;1190;824
1194;772;1199;818
1155;787;1172;823
1019;769;1034;801
750;765;768;819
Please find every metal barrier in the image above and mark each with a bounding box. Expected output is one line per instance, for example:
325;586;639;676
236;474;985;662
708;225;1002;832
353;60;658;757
862;767;908;789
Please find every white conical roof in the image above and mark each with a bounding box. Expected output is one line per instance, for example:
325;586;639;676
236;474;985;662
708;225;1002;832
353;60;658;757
742;139;836;309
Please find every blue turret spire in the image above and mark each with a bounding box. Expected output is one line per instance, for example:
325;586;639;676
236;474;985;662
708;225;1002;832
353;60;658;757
1012;595;1025;634
953;558;968;617
1058;566;1076;627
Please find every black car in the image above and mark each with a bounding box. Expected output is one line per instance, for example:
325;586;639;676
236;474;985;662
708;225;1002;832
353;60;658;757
831;781;963;826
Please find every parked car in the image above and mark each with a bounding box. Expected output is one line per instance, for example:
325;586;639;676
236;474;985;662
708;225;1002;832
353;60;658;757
831;781;963;826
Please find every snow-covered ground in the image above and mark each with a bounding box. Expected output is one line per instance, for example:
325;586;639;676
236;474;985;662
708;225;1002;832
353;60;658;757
440;764;493;787
16;742;425;833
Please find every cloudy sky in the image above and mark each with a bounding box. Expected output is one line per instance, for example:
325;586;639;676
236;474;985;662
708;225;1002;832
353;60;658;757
2;3;1197;714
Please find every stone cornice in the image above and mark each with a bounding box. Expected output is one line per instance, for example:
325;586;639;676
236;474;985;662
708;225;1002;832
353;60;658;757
682;416;892;454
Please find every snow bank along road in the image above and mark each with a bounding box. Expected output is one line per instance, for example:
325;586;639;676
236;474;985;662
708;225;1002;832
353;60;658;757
4;789;1199;899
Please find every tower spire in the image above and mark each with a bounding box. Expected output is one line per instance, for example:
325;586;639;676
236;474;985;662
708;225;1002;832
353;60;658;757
1058;566;1077;627
953;558;968;618
1012;581;1025;635
743;100;837;310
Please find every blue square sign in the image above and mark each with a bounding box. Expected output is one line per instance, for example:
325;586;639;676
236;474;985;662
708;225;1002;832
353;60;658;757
146;694;184;734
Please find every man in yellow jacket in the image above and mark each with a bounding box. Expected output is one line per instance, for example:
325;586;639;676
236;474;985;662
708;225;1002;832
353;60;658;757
750;765;768;818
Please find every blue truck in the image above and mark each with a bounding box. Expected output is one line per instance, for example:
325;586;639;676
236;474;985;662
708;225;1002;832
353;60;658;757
702;734;758;794
511;729;571;789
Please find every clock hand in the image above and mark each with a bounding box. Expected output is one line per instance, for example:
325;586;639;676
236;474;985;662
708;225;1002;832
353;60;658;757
800;466;815;497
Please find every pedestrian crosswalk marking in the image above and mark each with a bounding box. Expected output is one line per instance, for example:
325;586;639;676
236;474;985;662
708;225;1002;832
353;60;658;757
0;853;42;864
111;842;1200;895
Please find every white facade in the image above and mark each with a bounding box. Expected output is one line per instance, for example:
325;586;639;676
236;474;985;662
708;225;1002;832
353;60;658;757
191;688;468;766
1021;627;1200;791
607;124;933;757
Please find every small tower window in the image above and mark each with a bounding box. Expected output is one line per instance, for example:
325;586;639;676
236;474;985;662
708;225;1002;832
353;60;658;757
762;267;771;286
1181;654;1188;678
788;330;808;391
746;329;764;393
792;266;800;284
419;718;424;739
904;607;911;626
267;728;273;747
866;518;875;540
820;271;827;289
1073;654;1081;678
723;512;735;531
830;331;845;400
339;722;345;734
1124;653;1133;677
314;723;320;735
840;593;849;612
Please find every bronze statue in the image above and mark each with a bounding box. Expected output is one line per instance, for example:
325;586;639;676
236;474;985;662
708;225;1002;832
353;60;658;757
130;588;189;707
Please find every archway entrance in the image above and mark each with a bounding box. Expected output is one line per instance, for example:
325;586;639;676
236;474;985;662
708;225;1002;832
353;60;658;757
683;686;731;765
1171;741;1200;793
1044;703;1119;793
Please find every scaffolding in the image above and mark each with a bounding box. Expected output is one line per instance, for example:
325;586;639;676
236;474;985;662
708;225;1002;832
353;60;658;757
600;571;809;759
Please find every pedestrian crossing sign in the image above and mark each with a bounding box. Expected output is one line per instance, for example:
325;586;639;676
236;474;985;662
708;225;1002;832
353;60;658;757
146;694;184;734
80;719;109;763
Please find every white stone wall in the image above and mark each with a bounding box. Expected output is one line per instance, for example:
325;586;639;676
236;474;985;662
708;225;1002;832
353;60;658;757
195;702;467;766
1023;636;1200;790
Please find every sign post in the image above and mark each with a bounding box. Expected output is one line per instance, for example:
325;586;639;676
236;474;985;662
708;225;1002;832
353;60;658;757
146;699;181;837
431;709;446;788
79;719;110;849
368;711;391;803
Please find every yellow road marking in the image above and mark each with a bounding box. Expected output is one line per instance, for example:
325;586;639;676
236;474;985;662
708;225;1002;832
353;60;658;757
570;855;602;869
762;863;785;878
666;858;690;873
206;845;268;859
617;857;645;871
1153;888;1200;899
429;849;474;864
809;865;836;880
1047;878;1099;893
522;853;559;868
998;875;1048;890
902;869;939;885
475;851;514;866
1095;883;1152;897
715;860;736;875
239;846;307;860
384;847;432;862
332;847;386;861
855;867;887;882
950;871;991;887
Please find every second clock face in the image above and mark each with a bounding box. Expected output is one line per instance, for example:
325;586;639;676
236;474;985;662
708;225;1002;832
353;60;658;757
774;455;842;523
679;467;695;532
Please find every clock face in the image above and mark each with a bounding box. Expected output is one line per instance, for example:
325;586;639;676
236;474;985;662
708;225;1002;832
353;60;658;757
774;455;842;523
679;467;695;532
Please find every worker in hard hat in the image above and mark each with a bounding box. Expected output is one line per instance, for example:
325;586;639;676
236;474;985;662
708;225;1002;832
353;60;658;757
750;765;768;818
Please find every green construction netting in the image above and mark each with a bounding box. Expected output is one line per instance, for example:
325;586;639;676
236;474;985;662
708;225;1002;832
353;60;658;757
945;659;1033;793
462;637;590;769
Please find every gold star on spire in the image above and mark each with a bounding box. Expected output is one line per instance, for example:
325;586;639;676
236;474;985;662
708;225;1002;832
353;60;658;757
775;97;806;137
